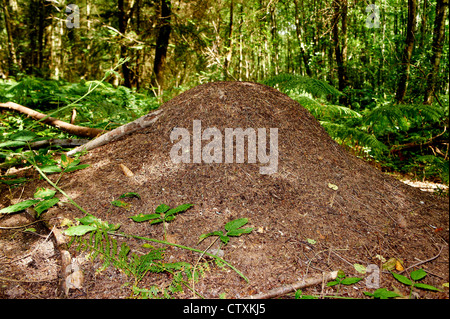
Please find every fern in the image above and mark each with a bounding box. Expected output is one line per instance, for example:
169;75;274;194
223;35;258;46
261;73;343;98
364;103;443;135
321;121;388;155
69;230;168;283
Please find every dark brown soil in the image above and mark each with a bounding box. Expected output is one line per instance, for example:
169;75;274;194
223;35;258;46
1;81;448;299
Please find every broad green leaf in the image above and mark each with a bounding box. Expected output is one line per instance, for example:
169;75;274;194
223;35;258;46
413;283;440;291
0;199;40;214
227;227;253;237
64;224;97;236
224;218;248;231
10;130;37;142
40;165;62;173
0;140;26;148
306;238;317;245
77;214;97;225
155;204;171;214
34;188;57;200
327;280;339;287
129;213;159;222
392;272;412;286
165;203;193;217
410;269;427;281
366;288;401;299
34;197;59;217
341;277;363;285
149;218;165;225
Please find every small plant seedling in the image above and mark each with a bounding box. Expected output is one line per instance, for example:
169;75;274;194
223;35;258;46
0;187;59;218
198;218;253;245
327;270;363;293
364;288;402;299
391;269;441;295
130;203;193;240
64;214;121;236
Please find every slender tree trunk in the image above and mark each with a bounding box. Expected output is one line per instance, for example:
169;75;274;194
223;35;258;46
294;0;312;77
1;0;18;74
223;0;234;79
423;0;448;105
118;0;131;88
332;0;348;103
152;0;172;92
396;0;417;103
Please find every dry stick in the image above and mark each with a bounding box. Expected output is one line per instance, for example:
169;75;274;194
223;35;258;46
67;108;164;156
248;271;338;299
0;102;105;138
400;245;445;274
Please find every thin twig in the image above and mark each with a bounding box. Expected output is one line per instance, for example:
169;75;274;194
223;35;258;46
400;245;445;274
248;271;338;299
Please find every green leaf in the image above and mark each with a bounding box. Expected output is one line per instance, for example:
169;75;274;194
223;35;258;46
198;231;224;243
353;264;367;274
0;140;27;148
34;197;59;217
410;269;427;281
227;227;253;237
413;283;441;291
224;218;248;231
0;199;40;214
64;224;97;236
111;200;130;209
165;203;193;217
129;213;159;222
10;130;37;142
392;272;412;286
341;277;363;285
64;164;90;172
118;192;141;199
327;280;339;287
77;214;97;225
149;218;165;225
34;188;57;200
365;288;401;299
40;165;62;173
155;204;171;214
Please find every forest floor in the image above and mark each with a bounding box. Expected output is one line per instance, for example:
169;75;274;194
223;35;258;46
0;82;448;300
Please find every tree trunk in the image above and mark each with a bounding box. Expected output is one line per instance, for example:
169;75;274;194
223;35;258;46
118;0;132;88
294;0;312;77
1;0;19;74
152;0;172;92
223;0;234;79
395;0;417;103
423;0;448;105
332;0;348;103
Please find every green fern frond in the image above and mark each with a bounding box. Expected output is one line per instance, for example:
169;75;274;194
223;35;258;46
321;121;388;155
364;103;443;135
294;95;361;120
261;73;343;98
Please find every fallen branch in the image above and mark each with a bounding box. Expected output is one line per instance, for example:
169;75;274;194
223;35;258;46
400;245;444;274
248;270;338;299
67;108;164;156
29;138;90;149
0;101;106;138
